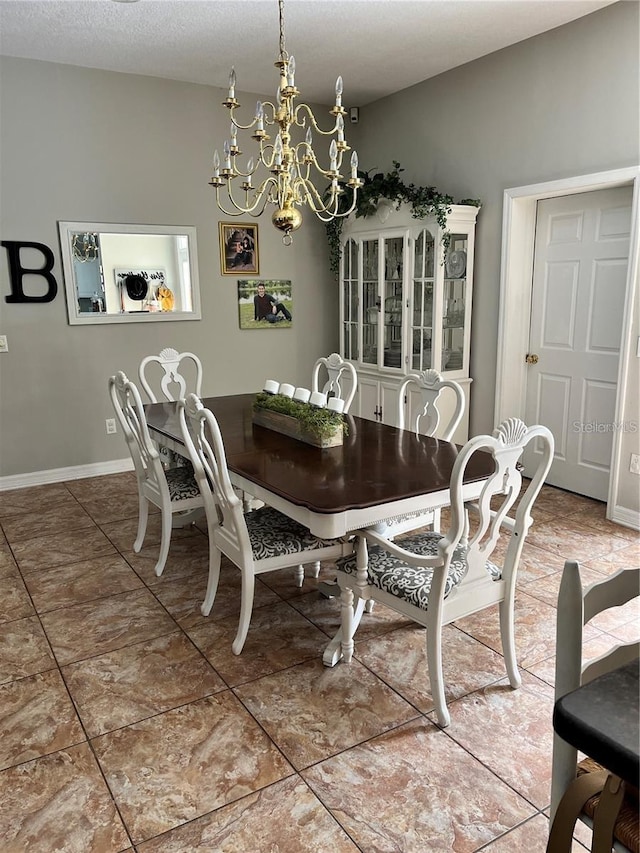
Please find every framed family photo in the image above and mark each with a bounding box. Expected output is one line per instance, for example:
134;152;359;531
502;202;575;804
219;223;259;275
238;279;292;330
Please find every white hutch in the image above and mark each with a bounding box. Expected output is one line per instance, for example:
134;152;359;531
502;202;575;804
339;203;479;443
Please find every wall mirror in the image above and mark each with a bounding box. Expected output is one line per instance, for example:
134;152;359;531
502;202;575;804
58;221;201;325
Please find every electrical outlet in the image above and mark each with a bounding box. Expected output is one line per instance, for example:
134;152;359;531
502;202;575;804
0;335;8;353
630;453;640;475
105;418;117;435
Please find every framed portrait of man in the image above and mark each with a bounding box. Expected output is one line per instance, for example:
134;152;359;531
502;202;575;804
219;223;259;275
238;279;292;329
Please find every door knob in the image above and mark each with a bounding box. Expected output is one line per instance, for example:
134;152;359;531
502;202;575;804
525;353;539;364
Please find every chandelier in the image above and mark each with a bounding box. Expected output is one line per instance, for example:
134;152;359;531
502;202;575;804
209;0;363;244
72;232;99;263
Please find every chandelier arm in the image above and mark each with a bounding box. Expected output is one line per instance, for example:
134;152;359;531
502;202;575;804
215;179;276;217
292;103;341;136
228;110;261;133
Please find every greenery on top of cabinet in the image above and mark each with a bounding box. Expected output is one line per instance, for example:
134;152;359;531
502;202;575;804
325;161;481;276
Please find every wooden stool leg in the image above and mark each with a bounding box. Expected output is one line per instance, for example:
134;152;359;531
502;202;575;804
546;769;608;853
591;774;625;853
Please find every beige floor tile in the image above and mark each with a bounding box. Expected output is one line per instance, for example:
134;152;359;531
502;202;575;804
0;669;85;770
23;553;144;613
92;692;293;844
441;671;555;808
455;590;560;669
565;502;640;543
0;570;35;624
526;517;630;563
290;586;414;640
100;512;202;553
40;588;176;665
0;484;76;519
481;813;587;851
257;560;340;599
533;488;602;518
186;599;331;686
0;742;130;852
353;622;508;714
123;533;210;585
1;502;95;545
526;630;616;687
77;492;159;525
236;657;418;770
0;545;19;578
63;631;225;737
303;717;535;852
11;526;117;574
521;564;606;609
65;471;138;500
136;776;360;852
583;541;640;571
0;615;56;684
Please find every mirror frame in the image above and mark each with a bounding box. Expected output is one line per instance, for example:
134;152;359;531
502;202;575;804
58;221;201;325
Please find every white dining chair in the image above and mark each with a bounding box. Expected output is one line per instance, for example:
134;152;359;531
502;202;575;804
547;560;639;853
326;417;554;728
108;371;203;577
311;353;358;414
383;369;466;539
138;347;203;403
178;393;353;655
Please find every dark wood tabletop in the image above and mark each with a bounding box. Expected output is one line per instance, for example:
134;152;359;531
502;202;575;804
145;393;494;517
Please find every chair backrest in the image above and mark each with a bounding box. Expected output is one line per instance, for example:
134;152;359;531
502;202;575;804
439;418;554;592
311;353;357;413
398;369;465;440
108;370;166;493
550;560;640;818
178;393;252;567
138;347;203;403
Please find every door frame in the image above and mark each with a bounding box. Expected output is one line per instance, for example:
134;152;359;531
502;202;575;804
495;166;640;515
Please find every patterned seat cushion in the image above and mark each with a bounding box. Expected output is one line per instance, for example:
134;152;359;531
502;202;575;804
336;531;501;611
165;465;201;501
245;506;340;561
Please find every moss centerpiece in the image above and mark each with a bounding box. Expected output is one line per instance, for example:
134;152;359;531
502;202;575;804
252;392;346;448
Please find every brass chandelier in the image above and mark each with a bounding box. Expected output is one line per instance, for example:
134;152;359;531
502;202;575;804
72;232;99;263
209;0;362;244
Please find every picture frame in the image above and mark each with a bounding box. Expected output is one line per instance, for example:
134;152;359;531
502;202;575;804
219;222;259;275
238;279;292;330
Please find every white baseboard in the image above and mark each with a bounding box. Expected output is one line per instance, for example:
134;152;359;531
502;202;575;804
610;504;640;531
0;458;134;492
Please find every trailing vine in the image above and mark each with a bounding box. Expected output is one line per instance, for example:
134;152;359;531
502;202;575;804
325;161;481;276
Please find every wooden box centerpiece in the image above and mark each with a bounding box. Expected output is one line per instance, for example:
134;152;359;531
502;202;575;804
252;392;344;448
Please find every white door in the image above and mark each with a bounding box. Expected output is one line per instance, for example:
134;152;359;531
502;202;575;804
524;187;632;499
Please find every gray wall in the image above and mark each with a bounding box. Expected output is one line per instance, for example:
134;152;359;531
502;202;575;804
350;1;639;436
0;59;338;477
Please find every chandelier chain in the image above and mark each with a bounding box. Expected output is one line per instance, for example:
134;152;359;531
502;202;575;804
278;0;288;60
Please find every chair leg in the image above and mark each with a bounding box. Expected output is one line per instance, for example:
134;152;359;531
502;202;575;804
201;546;221;617
294;565;304;587
232;571;256;655
134;494;149;553
340;585;356;663
499;597;521;688
426;615;450;728
154;506;172;577
310;561;321;578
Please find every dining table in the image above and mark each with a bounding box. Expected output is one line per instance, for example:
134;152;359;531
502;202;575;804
144;393;496;540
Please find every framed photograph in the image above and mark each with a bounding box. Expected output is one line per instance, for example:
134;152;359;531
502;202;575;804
238;279;292;329
219;223;259;275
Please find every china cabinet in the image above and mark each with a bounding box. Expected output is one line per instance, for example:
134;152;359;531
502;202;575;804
339;203;478;442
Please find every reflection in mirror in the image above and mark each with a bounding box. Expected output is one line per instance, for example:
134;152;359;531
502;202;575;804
58;222;201;324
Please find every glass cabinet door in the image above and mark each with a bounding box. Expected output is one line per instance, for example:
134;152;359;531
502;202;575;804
361;239;379;367
382;236;404;369
411;228;435;371
441;232;468;373
342;238;359;361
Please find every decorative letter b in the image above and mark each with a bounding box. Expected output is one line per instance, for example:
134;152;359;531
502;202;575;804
2;241;58;303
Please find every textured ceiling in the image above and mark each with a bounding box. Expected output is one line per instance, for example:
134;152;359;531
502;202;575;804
0;0;617;105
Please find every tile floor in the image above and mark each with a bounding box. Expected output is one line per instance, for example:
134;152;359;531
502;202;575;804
0;473;638;852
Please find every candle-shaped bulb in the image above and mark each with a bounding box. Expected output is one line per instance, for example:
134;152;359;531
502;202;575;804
213;149;220;176
255;100;264;130
246;157;254;186
329;139;338;170
230;122;237;143
337;113;344;142
335;75;343;106
305;126;313;147
228;67;236;98
290;161;298;181
350;149;358;178
223;140;231;169
276;85;282;108
274;134;283;166
287;55;296;87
